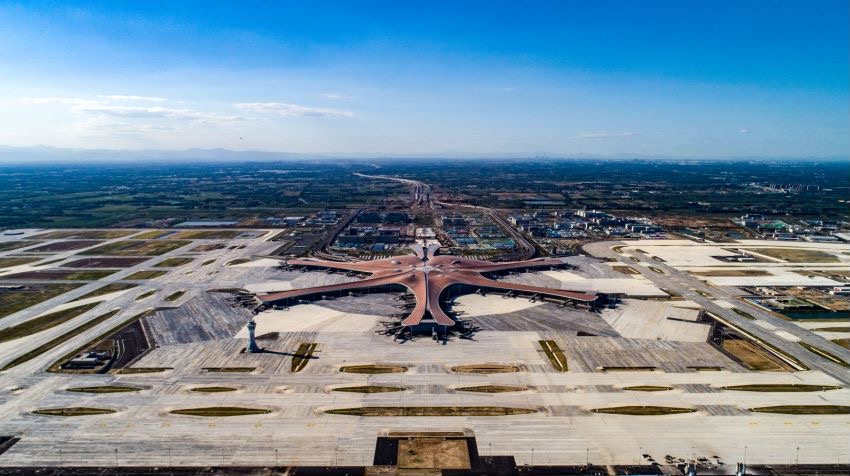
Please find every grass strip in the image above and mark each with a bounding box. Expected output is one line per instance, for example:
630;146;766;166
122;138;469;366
0;302;100;343
71;283;137;301
723;384;840;392
43;309;151;373
134;290;156;301
748;405;850;415
171;407;271;417
799;342;850;368
0;283;84;320
125;270;167;280
190;387;238;393
164;290;186;302
454;385;527;393
33;407;116;416
340;364;407;374
592;406;695;416
600;366;656;372
291;343;318;372
539;340;568;371
451;364;520;374
2;308;121;371
115;367;171;374
325;406;537;417
623;386;672;392
154;257;194;267
203;367;255;373
732;308;756;320
66;385;144;393
333;385;406;393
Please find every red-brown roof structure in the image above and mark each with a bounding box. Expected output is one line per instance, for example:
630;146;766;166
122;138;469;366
259;244;598;327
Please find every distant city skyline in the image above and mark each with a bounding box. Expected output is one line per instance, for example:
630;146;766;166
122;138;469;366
0;1;847;158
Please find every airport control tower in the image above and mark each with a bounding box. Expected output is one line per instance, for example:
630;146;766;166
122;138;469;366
246;319;260;353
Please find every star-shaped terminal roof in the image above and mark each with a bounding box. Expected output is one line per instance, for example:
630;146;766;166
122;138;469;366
258;244;598;327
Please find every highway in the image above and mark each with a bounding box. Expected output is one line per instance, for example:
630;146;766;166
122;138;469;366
354;172;536;260
584;240;850;385
354;173;433;209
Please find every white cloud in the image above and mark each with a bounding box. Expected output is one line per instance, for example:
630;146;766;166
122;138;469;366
20;96;242;123
76;103;241;122
20;97;98;106
235;102;353;118
97;95;166;102
740;128;749;134
573;132;638;140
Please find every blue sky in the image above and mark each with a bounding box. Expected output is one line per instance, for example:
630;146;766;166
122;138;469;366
0;0;847;157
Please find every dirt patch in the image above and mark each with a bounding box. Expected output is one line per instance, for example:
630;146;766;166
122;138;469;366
398;438;470;470
722;339;793;372
325;406;537;416
61;257;148;268
451;364;520;374
749;248;839;263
